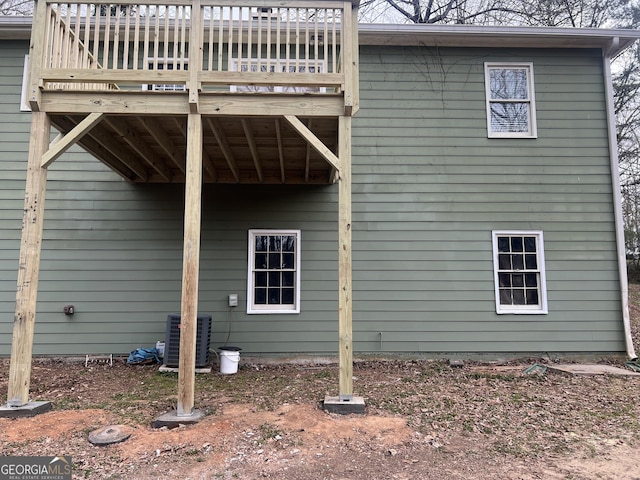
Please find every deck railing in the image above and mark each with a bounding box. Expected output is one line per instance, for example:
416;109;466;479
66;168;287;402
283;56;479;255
31;1;352;97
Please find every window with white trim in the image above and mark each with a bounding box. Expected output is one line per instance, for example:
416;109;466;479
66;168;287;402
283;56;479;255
231;58;325;93
492;231;547;314
247;229;300;314
485;63;537;138
143;58;188;91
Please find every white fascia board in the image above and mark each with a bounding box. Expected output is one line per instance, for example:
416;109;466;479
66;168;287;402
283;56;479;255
358;24;640;56
1;16;638;55
0;16;32;40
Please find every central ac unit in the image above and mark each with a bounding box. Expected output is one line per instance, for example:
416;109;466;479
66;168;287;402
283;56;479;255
163;313;212;368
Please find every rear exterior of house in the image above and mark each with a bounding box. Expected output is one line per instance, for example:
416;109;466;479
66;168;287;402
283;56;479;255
0;19;633;358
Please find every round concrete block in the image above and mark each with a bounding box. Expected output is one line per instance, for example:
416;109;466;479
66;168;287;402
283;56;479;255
88;425;133;446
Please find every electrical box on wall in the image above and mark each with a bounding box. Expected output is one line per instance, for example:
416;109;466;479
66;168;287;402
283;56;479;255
228;294;238;307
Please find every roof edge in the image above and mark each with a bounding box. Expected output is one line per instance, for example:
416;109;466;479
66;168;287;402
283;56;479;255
0;16;638;56
0;16;32;40
358;24;640;57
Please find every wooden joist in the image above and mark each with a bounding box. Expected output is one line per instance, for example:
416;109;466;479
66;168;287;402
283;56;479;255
241;119;264;183
51;116;144;182
206;118;241;183
105;117;173;182
139;116;186;174
274;118;286;183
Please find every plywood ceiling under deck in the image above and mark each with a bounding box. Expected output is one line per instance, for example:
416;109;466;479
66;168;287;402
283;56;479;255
50;114;339;185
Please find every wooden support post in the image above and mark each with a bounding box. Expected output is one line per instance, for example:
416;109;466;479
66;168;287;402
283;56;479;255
7;112;51;407
351;2;360;115
342;3;354;116
338;115;353;400
27;0;48;112
188;0;202;113
177;113;203;417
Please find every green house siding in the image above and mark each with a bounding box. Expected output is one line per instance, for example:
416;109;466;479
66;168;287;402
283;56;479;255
0;40;625;356
352;46;623;353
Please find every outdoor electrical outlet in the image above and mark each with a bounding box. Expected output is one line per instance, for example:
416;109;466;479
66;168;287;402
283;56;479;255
228;294;238;307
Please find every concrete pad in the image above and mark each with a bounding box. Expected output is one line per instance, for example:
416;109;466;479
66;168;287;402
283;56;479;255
0;401;52;418
547;364;640;376
323;396;366;415
151;408;205;429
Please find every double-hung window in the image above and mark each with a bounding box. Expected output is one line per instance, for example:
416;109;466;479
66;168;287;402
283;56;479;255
492;231;548;314
484;63;537;138
247;229;301;314
143;59;188;91
231;59;325;93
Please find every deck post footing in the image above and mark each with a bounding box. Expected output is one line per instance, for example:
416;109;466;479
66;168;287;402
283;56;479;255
323;395;365;415
151;408;205;429
0;401;52;418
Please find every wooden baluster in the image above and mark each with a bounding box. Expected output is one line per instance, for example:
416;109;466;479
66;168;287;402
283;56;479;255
61;4;71;69
323;9;329;74
142;4;150;69
218;8;224;71
266;7;271;71
152;5;160;70
163;5;170;66
236;7;243;72
304;8;309;74
285;8;290;72
180;5;187;69
276;8;281;71
72;4;81;69
51;7;62;69
123;4;131;70
332;9;337;74
256;7;262;71
238;7;242;72
93;3;101;67
103;3;111;70
295;8;300;73
83;4;92;69
314;8;319;74
113;4;121;69
133;4;141;70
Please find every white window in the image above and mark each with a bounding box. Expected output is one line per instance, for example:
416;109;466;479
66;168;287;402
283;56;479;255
247;229;301;314
485;63;537;138
492;231;548;314
143;58;188;91
231;58;325;93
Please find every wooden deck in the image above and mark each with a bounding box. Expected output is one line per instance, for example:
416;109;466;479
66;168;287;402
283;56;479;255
49;112;340;183
8;0;359;414
29;0;359;184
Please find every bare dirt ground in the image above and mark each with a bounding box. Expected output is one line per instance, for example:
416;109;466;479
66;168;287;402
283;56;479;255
3;287;640;479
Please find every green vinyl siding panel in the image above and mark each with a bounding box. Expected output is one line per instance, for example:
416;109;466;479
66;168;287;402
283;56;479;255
352;45;623;354
0;39;626;356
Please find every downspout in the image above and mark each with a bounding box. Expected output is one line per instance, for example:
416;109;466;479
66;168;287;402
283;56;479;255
603;37;637;360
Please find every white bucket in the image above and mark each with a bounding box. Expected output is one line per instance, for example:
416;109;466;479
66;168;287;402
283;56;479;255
219;347;241;374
